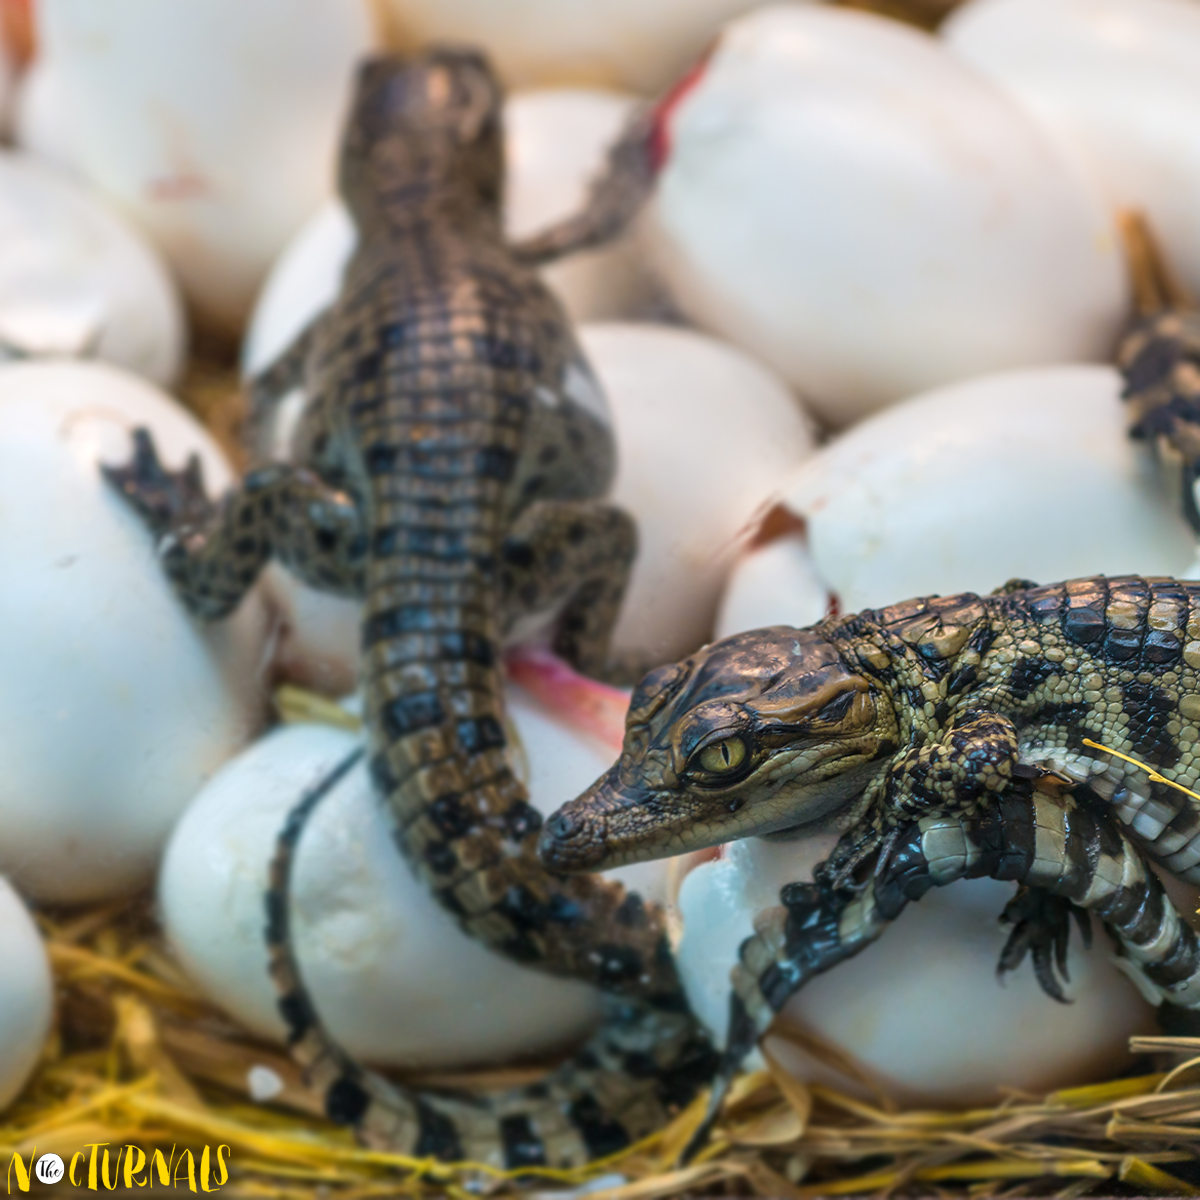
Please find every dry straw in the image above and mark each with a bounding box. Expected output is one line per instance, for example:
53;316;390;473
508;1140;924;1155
2;892;1198;1199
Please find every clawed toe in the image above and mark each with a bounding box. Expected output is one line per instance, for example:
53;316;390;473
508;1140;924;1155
997;886;1091;1004
102;427;214;537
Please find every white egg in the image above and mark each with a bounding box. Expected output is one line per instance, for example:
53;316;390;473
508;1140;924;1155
377;0;811;93
17;0;377;334
642;5;1127;427
160;685;663;1067
0;878;53;1111
675;834;1154;1105
243;87;655;380
717;364;1197;629
0;150;184;387
714;532;832;642
943;0;1200;302
261;324;813;684
0;361;269;903
583;324;815;665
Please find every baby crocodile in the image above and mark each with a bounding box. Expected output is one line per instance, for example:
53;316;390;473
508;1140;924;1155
541;575;1200;1153
105;50;713;1169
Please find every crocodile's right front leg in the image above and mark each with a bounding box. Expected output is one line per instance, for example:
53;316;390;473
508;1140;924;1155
105;427;366;620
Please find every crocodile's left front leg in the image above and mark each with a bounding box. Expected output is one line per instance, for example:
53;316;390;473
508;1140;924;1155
817;709;1021;889
684;784;1200;1161
104;427;366;619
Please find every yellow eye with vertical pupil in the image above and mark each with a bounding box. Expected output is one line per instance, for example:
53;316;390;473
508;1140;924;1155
697;737;748;775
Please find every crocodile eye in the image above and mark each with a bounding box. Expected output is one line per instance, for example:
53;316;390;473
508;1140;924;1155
696;736;748;776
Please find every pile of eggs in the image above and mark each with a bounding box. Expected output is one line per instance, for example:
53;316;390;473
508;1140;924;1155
1;0;1199;1117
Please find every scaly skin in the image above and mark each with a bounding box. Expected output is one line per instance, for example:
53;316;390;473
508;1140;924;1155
541;576;1200;1156
1119;308;1200;532
104;50;715;1169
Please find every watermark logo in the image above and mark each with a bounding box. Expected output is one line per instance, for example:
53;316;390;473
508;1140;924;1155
6;1144;230;1193
33;1156;63;1186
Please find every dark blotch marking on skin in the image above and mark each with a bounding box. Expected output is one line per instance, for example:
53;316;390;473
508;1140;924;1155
568;1095;631;1159
325;1075;371;1125
430;792;475;838
1123;680;1181;768
415;1100;464;1161
500;1115;547;1169
276;989;312;1042
503;799;542;840
456;715;506;754
1007;656;1056;701
382;691;446;738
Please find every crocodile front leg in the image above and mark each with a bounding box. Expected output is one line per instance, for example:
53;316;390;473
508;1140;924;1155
499;498;637;680
105;427;366;619
684;784;1200;1162
817;709;1020;889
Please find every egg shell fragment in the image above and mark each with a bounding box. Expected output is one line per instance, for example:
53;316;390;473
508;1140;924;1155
644;5;1128;426
160;686;664;1067
717;364;1198;635
0;878;53;1111
260;322;814;684
242;86;655;381
944;0;1200;303
675;835;1154;1106
0;150;184;386
376;0;811;93
18;0;377;334
0;361;269;903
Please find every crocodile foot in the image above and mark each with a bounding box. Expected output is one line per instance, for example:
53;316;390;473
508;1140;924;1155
103;427;214;539
997;885;1092;1003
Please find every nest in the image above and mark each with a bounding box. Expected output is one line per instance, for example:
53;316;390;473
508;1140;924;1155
2;894;1199;1199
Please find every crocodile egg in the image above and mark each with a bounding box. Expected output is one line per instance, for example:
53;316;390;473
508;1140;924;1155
159;684;664;1067
715;364;1199;634
0;360;270;903
642;5;1127;427
674;834;1155;1105
376;0;812;93
260;322;815;686
0;878;53;1111
16;0;377;334
944;0;1200;302
0;149;184;387
243;85;657;383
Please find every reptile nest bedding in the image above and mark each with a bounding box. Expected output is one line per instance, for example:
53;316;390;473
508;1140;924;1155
3;873;1199;1199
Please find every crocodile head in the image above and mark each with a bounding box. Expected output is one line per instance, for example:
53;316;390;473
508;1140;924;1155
538;627;899;871
341;49;504;229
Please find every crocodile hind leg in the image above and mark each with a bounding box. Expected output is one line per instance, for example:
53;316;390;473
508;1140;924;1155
683;784;1200;1162
499;498;638;681
104;426;366;619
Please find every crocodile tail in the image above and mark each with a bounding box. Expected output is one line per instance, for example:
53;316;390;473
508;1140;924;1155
358;529;688;1008
265;759;719;1169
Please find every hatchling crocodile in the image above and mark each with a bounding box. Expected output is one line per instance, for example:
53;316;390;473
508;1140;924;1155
541;575;1200;1155
104;49;714;1169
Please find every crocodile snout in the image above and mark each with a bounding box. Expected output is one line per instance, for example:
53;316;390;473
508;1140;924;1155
537;804;607;872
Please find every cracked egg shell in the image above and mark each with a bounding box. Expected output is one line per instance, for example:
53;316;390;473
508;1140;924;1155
159;685;665;1067
716;364;1198;636
16;0;377;335
674;835;1154;1105
376;0;810;93
243;85;656;383
944;0;1200;303
642;5;1127;427
0;877;52;1111
0;149;184;386
260;323;815;687
0;360;270;903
